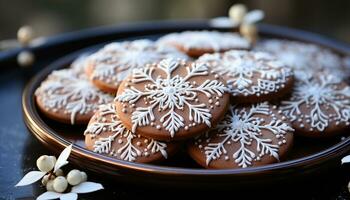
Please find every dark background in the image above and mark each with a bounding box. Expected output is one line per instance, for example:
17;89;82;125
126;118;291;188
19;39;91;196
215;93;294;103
0;0;349;43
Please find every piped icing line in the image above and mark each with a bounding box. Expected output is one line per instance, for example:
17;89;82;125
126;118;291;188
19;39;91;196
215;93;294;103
115;58;227;138
254;39;345;79
280;73;350;132
198;50;293;97
195;102;293;168
84;104;168;161
86;39;189;86
35;68;113;124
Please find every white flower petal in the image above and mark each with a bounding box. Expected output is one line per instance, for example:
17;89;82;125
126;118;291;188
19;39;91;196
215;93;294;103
15;171;46;187
342;155;350;164
71;182;104;194
209;17;239;28
244;10;264;24
60;193;78;200
54;144;72;172
36;191;63;200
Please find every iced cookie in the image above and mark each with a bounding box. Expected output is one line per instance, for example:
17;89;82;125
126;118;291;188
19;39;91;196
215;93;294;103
35;69;114;124
188;102;294;169
157;31;250;57
70;54;90;73
254;39;347;79
198;50;294;103
280;73;350;138
115;58;230;141
84;103;178;163
85;39;188;93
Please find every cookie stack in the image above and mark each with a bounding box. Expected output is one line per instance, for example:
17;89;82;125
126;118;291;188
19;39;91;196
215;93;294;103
35;31;350;169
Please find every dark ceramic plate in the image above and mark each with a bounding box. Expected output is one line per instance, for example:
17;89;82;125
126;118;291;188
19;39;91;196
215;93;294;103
22;21;350;188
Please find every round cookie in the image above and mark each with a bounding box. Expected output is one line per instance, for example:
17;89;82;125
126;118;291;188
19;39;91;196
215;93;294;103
280;73;350;138
84;103;178;163
188;102;294;169
35;69;113;125
70;54;90;73
157;31;250;57
85;39;189;93
198;50;294;103
254;39;346;79
115;58;230;141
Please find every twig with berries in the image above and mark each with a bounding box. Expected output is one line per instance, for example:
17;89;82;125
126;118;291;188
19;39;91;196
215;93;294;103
15;145;103;200
210;3;264;44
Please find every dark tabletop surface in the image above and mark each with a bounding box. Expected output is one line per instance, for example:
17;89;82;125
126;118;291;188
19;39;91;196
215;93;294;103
1;21;350;200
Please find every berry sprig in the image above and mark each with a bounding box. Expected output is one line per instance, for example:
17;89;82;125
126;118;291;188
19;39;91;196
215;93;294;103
15;145;103;200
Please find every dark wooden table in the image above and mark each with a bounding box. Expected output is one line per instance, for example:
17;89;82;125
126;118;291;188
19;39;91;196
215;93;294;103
1;20;350;200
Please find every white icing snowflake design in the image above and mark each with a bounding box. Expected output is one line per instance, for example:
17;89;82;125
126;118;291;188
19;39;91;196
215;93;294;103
197;102;293;168
280;73;350;132
157;31;250;51
84;104;168;162
255;39;345;79
115;58;227;137
87;39;188;86
70;53;90;73
35;69;113;124
198;50;293;97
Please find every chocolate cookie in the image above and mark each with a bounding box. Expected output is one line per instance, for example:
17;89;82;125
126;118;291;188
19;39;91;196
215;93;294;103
280;73;350;137
254;39;347;79
157;31;250;57
188;102;294;169
85;39;188;93
84;103;178;163
35;69;114;124
115;58;230;141
198;50;294;103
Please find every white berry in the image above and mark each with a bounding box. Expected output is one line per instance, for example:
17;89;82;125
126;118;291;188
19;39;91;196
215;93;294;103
67;169;82;186
36;155;56;172
41;174;55;186
55;169;64;176
46;180;54;191
53;176;68;193
80;171;88;182
17;51;35;67
17;26;34;45
229;4;247;23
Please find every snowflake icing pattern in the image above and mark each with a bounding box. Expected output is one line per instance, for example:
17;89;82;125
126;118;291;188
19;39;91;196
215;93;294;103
255;39;345;79
89;40;187;85
115;58;227;137
35;69;113;124
280;74;350;132
201;103;293;168
84;104;168;162
198;51;292;96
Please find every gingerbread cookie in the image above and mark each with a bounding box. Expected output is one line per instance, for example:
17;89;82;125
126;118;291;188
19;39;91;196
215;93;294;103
157;31;250;57
198;50;294;103
85;39;188;93
188;102;294;169
35;69;114;124
280;73;350;138
254;39;347;79
84;103;178;163
70;54;90;73
115;58;230;141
